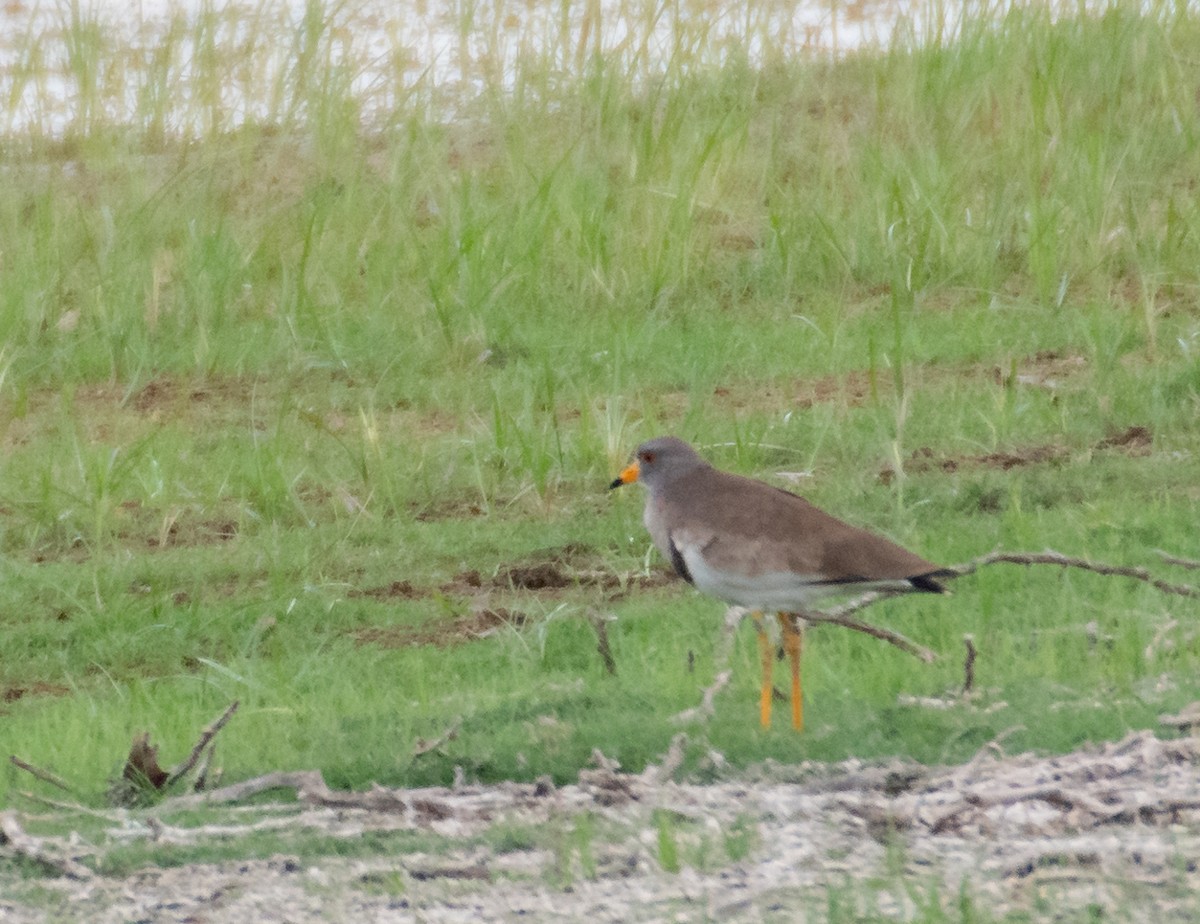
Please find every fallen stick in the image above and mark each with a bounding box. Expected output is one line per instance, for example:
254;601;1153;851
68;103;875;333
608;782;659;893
0;811;94;880
797;602;939;663
1155;550;1200;570
157;770;326;811
166;700;240;788
672;671;731;725
954;550;1200;598
787;547;1200;663
586;609;618;675
412;720;461;758
649;732;689;782
962;635;977;694
15;792;119;820
8;756;76;795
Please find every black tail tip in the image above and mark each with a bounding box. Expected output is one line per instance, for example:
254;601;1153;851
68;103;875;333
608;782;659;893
911;570;955;594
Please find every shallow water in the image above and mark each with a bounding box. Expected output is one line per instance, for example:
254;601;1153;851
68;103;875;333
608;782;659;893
0;0;940;136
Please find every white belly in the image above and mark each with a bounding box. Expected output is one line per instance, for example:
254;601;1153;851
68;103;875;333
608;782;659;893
679;544;913;610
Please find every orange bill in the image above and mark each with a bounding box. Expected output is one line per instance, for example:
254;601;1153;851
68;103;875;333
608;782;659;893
608;460;640;490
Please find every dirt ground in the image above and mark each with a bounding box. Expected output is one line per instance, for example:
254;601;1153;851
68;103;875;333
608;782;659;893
5;730;1200;922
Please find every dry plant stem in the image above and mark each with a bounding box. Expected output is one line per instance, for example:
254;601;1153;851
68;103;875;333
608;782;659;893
166;700;240;788
955;550;1200;598
1155;550;1200;570
797;549;1200;665
587;609;618;675
672;670;731;725
714;606;745;672
649;733;689;782
959;725;1027;775
797;601;939;663
8;756;76;795
0;811;94;880
160;770;328;811
412;720;462;758
16;791;118;819
193;746;215;791
962;635;977;694
161;770;478;820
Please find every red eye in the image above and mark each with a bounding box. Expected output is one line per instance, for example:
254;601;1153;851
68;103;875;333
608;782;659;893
641;451;656;464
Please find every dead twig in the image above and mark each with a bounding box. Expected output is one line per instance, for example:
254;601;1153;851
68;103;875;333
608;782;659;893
672;670;732;725
962;634;977;694
954;550;1200;599
966;784;1115;817
165;700;239;789
647;732;689;783
15;792;118;820
580;750;638;806
1145;619;1179;661
412;720;462;758
193;744;219;792
713;606;746;674
586;609;617;675
959;725;1026;777
798;602;939;663
157;770;327;812
707;549;1196;673
157;770;469;824
9;756;76;795
1155;550;1200;570
1159;703;1200;731
0;811;94;880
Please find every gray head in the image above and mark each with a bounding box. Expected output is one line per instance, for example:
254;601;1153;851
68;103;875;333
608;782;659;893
609;436;709;493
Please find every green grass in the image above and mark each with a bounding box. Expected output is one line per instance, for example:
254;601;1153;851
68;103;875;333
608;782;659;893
1;0;1199;840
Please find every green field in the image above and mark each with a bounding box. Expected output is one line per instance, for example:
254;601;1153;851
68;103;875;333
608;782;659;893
2;0;1199;826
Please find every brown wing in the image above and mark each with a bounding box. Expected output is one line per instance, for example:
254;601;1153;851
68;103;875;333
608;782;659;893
662;467;942;582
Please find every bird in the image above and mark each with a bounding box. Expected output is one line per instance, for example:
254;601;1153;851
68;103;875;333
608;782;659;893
610;435;952;731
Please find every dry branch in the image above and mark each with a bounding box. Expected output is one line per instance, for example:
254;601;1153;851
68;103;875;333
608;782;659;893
15;792;118;820
1155;550;1200;570
672;671;731;725
1159;702;1200;731
642;733;691;785
962;635;977;694
0;811;94;880
412;720;461;758
797;602;939;662
954;550;1200;598
166;700;239;788
9;756;76;795
158;770;327;812
781;548;1200;667
586;609;618;675
157;770;473;823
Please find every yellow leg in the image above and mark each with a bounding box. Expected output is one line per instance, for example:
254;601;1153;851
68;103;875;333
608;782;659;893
777;613;804;732
752;612;773;728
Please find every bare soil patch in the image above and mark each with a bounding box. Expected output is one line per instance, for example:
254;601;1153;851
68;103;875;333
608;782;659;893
129;376;232;413
1;681;71;707
112;501;241;550
346;546;677;651
663;350;1091;424
989;349;1089;390
884;423;1155;481
413;499;487;522
1097;424;1153;454
353;545;678;607
5;731;1200;922
352;607;530;649
347;580;425;601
